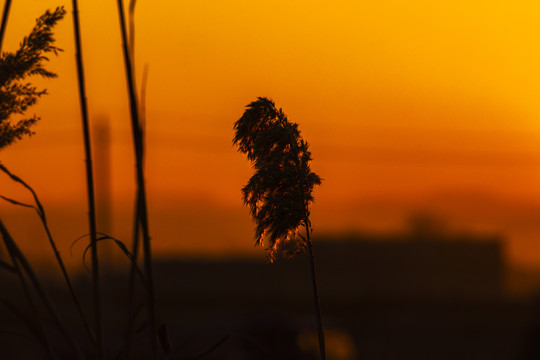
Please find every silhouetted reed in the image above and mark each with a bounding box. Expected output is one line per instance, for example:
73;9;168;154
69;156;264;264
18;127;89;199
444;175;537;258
0;0;12;51
0;7;65;150
0;219;85;359
70;0;105;357
122;1;158;357
0;6;88;357
233;97;326;359
0;163;96;347
0;5;154;359
116;0;159;357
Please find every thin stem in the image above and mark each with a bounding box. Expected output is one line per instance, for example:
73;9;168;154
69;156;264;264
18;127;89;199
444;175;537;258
283;116;326;360
125;195;142;359
140;63;149;138
128;0;137;76
125;3;152;357
0;0;12;52
116;0;158;356
125;1;140;355
71;1;104;359
305;220;326;360
4;235;55;359
0;219;85;359
0;163;96;346
40;210;97;347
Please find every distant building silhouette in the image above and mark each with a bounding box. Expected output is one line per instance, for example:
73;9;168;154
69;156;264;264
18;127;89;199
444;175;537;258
313;232;504;301
153;227;505;308
148;229;507;359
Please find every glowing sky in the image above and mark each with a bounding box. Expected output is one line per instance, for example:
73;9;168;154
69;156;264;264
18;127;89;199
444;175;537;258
2;0;540;268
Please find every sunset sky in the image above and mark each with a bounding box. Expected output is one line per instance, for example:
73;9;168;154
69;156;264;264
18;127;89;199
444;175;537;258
2;0;540;269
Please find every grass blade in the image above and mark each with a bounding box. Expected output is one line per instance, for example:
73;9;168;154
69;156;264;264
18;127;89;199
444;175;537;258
0;218;84;358
80;235;147;285
0;195;35;210
0;259;16;272
0;164;97;347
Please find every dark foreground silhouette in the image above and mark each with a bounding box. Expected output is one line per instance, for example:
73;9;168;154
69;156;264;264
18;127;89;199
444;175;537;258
2;232;540;359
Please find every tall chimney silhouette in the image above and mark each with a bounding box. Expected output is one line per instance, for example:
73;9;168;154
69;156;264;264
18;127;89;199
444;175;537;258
93;116;114;267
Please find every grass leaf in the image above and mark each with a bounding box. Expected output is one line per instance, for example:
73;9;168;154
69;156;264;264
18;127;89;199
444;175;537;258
81;235;146;284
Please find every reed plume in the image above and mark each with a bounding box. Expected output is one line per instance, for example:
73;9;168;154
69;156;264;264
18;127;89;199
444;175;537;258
233;97;326;359
0;6;64;150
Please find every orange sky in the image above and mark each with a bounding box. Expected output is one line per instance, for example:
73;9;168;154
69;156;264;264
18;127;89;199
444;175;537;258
2;1;540;268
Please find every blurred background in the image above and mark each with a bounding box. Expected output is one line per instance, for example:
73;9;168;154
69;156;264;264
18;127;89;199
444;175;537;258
2;1;540;359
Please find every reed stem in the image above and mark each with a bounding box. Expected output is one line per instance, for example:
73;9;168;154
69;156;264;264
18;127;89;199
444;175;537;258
305;221;326;360
116;0;158;356
125;196;142;359
0;219;84;359
71;1;104;358
0;163;96;346
4;236;55;359
0;0;12;52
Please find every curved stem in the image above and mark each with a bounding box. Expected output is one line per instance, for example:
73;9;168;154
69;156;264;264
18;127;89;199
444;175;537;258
0;163;97;347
